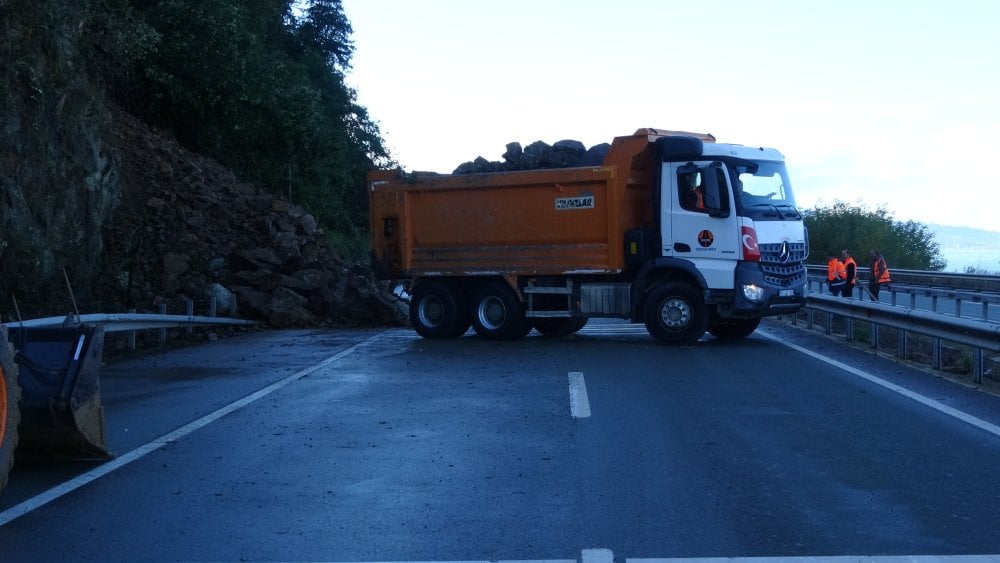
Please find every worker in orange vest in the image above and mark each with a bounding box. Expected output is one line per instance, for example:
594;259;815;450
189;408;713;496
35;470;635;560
869;248;891;300
840;250;857;298
826;253;846;296
680;171;706;211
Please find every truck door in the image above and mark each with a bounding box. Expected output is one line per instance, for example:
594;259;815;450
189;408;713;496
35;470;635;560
662;161;740;289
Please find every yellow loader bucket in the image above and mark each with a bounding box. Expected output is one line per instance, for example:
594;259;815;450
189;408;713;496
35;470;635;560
6;324;110;459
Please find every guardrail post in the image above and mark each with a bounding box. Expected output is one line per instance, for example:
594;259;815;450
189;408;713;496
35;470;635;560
825;312;833;335
209;296;218;318
899;330;907;359
931;295;939;313
128;308;137;351
955;298;962;319
983;302;989;322
871;322;879;350
158;303;167;345
185;300;194;335
932;337;941;371
846;317;854;342
910;293;917;309
807;308;815;330
974;348;984;385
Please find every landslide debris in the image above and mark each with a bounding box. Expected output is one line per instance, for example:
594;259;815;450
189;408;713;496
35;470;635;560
99;108;404;328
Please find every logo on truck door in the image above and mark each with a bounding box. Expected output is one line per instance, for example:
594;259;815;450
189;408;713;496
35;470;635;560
697;230;714;247
555;193;595;210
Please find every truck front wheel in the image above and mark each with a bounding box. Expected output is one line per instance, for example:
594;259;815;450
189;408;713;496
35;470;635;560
410;282;470;338
472;282;531;340
643;282;707;344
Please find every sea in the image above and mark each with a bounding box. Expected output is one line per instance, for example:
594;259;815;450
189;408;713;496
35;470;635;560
938;246;1000;273
929;224;1000;274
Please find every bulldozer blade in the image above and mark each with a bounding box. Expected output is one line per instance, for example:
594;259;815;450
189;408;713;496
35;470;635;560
7;324;112;460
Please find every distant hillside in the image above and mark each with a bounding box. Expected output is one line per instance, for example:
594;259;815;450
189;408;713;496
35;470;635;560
926;224;1000;273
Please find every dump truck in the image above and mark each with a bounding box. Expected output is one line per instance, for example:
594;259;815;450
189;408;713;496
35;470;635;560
369;128;808;344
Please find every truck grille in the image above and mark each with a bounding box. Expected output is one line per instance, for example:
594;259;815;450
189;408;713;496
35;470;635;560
759;242;807;287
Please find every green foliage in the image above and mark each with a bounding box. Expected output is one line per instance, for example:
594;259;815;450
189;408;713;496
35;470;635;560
804;201;945;271
81;0;160;95
115;0;390;238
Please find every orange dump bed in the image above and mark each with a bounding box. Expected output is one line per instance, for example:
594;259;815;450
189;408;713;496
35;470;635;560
369;166;653;279
368;129;712;279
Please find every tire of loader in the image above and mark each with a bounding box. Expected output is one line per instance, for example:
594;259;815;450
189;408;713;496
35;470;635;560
6;324;111;460
1;326;22;493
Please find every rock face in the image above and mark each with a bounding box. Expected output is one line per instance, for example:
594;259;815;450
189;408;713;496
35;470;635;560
453;139;611;174
0;1;120;311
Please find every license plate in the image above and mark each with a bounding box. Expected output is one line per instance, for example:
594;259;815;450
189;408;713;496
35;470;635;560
779;289;795;297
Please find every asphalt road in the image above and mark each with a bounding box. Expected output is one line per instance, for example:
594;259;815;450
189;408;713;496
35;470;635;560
1;320;999;562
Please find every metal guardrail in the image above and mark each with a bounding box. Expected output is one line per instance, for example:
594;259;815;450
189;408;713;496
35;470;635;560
2;313;256;352
805;265;1000;292
787;293;1000;384
1;313;256;332
805;266;1000;323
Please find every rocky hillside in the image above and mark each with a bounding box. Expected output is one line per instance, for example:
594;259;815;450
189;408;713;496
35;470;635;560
0;2;403;327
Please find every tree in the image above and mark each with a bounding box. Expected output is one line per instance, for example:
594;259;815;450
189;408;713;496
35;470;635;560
295;0;354;69
804;201;945;271
117;0;389;254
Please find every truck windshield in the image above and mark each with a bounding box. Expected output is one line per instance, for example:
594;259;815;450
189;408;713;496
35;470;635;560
733;160;800;220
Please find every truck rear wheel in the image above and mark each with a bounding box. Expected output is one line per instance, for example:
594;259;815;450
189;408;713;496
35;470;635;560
1;329;21;493
410;282;470;338
472;282;531;340
643;282;707;344
708;317;761;341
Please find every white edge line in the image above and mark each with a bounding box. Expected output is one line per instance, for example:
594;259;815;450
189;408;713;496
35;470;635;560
629;556;1000;562
757;327;1000;439
0;331;386;527
355;560;576;563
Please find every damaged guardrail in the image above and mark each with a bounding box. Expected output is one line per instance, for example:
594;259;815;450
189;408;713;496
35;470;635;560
3;313;257;332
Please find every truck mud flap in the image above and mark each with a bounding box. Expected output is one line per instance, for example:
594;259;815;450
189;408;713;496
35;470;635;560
6;325;111;460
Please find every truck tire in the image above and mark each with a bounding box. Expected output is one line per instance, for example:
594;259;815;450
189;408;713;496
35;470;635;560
472;282;531;340
1;330;21;493
643;282;707;344
708;316;761;341
532;317;587;337
410;282;470;338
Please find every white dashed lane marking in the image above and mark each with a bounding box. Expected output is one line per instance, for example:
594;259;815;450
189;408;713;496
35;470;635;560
568;371;592;418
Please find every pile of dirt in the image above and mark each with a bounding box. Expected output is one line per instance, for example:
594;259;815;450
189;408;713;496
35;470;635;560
100;108;405;328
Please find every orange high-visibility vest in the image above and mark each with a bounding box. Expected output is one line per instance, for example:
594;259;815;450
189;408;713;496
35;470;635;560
842;256;857;285
873;256;891;283
827;258;846;282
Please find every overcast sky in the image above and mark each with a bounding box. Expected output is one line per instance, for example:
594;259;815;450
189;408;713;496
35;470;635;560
341;0;999;232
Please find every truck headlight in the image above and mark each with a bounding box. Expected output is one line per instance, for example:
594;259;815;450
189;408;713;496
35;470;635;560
742;283;765;303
